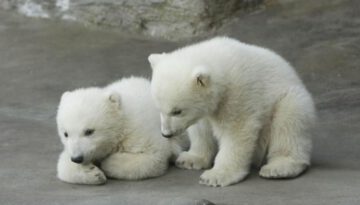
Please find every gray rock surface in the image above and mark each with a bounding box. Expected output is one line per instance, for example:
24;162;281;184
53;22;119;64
0;0;264;40
0;0;360;204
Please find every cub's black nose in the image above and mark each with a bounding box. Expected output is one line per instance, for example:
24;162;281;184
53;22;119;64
71;156;84;164
162;133;173;138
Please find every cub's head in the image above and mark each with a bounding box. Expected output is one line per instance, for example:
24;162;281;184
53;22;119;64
148;53;215;138
56;88;123;164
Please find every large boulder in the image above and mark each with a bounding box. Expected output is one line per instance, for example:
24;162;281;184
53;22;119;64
0;0;264;40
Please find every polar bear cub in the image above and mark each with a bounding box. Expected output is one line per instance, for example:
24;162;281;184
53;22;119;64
56;77;185;185
148;37;316;187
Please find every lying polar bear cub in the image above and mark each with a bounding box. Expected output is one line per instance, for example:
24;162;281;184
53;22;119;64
56;77;186;185
149;37;316;187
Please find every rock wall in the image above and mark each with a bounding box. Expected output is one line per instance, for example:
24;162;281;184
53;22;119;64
0;0;264;40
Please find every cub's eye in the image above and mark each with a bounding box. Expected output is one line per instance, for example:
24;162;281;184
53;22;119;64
64;132;68;138
171;109;182;116
84;129;95;136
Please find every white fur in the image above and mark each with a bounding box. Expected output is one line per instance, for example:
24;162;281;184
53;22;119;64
149;37;316;187
56;77;186;185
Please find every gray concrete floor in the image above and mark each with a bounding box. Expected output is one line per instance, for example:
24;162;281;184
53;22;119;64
0;0;360;204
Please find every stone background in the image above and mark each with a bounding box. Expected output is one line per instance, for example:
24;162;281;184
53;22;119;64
0;0;268;40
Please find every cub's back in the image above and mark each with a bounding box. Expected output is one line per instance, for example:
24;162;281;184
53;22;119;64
172;36;302;89
105;77;161;136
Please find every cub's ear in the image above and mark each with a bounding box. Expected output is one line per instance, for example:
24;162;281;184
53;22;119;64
192;65;210;87
107;91;121;108
60;91;70;101
148;53;166;68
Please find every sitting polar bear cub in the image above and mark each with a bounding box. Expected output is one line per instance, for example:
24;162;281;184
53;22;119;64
56;77;186;185
148;37;316;187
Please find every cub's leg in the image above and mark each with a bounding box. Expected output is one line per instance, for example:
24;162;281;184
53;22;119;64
176;119;216;170
200;119;261;187
101;151;169;180
57;151;106;185
259;87;315;178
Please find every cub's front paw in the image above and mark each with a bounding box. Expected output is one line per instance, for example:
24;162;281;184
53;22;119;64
84;166;107;185
58;164;107;185
175;151;212;170
199;168;247;187
259;158;307;179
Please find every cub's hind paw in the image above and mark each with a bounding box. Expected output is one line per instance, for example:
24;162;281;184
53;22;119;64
175;151;212;170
